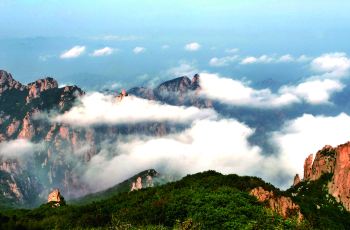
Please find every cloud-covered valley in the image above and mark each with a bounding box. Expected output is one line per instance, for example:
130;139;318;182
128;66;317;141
4;51;350;196
45;52;350;192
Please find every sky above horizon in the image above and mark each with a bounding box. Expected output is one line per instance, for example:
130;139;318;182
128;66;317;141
1;0;350;89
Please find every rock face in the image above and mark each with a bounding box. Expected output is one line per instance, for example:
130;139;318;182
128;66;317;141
0;160;41;207
250;187;303;221
300;142;350;211
303;154;314;180
26;78;58;103
0;70;209;206
129;74;211;108
293;174;301;186
0;70;25;93
47;189;64;206
131;177;143;191
130;169;158;192
48;189;61;202
328;142;350;211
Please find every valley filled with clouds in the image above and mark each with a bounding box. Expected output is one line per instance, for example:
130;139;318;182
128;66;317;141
1;0;350;194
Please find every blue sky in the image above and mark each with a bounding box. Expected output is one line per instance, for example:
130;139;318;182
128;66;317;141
0;0;350;89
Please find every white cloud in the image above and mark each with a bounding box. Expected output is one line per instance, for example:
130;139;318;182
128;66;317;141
272;113;350;179
83;118;284;190
209;55;239;67
91;47;114;57
52;93;217;126
198;73;300;107
310;52;350;78
225;48;239;53
0;139;43;159
280;79;344;104
161;45;170;49
133;46;145;54
60;46;86;59
184;42;201;51
198;72;342;107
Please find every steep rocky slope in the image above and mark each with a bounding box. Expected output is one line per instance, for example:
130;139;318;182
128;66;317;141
0;70;208;207
129;74;211;107
297;142;350;212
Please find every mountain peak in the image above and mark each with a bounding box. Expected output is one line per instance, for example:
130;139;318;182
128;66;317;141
0;70;25;93
300;141;350;211
157;76;192;92
26;77;59;102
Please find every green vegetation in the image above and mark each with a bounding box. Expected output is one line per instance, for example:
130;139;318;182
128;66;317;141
0;171;349;229
0;171;305;229
286;173;350;229
318;148;337;157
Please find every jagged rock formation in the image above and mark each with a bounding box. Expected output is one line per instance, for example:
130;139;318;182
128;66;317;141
129;74;211;108
48;189;61;203
293;174;301;186
130;169;157;191
328;143;350;211
131;177;142;191
0;70;25;93
250;187;303;221
26;78;58;103
1;70;208;206
303;154;314;180
298;142;350;211
47;188;65;206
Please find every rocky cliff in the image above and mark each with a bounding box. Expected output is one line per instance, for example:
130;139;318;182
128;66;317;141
250;186;303;221
0;70;207;207
129;74;211;108
298;142;350;211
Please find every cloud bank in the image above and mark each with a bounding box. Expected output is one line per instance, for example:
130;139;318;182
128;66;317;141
0;139;43;160
81;112;350;191
52;93;217;126
82;118;284;191
198;73;299;107
310;52;350;78
280;79;343;104
60;46;86;59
